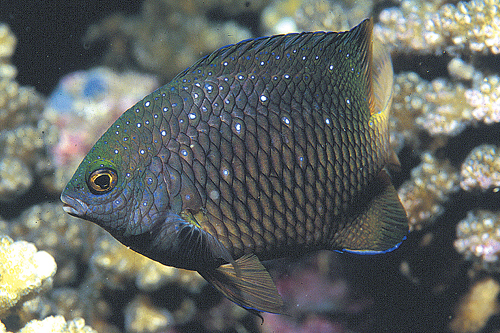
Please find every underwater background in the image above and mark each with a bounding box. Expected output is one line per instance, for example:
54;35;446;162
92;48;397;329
0;0;499;332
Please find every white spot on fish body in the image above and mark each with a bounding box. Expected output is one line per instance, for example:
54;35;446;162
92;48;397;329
144;101;151;107
209;190;219;200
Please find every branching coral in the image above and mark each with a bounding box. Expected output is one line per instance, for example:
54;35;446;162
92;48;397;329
465;74;500;124
376;0;500;54
0;23;51;202
261;0;372;35
398;152;460;231
460;144;500;191
455;210;500;269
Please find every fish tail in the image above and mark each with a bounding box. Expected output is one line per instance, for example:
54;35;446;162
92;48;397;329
200;254;284;314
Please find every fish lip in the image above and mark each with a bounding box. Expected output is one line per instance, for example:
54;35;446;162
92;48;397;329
60;194;88;217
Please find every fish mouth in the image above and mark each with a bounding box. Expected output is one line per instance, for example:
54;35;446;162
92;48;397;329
60;194;88;217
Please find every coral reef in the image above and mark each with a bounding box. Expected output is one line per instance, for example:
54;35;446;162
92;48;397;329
123;296;174;333
261;0;372;35
0;235;56;316
398;152;460;231
90;234;206;294
376;0;500;54
83;0;252;81
454;210;500;270
8;202;99;286
0;23;50;203
1;0;500;331
16;316;97;333
460;144;500;191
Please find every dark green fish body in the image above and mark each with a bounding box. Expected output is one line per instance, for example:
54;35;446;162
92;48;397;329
61;18;407;313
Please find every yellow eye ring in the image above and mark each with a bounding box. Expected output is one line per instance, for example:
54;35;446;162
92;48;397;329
88;168;118;194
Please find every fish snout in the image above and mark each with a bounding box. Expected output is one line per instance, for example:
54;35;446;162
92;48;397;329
60;193;88;217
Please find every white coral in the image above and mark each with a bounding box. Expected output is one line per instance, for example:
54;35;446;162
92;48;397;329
0;235;56;315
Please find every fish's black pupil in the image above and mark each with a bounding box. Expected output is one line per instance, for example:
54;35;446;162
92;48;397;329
95;174;110;189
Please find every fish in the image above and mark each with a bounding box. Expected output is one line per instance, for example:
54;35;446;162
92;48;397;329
61;18;408;314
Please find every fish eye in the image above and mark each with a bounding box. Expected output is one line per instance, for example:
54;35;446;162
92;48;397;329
88;168;118;194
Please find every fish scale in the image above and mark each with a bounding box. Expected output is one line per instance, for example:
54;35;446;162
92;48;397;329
61;19;408;314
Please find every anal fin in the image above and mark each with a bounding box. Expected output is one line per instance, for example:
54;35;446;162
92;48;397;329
337;169;408;254
200;254;284;314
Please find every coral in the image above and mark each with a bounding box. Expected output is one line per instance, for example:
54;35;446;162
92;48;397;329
0;235;56;316
83;0;252;81
8;202;100;286
17;316;97;333
0;23;50;203
465;74;500;124
449;277;500;333
414;78;472;137
390;72;472;152
454;210;500;269
460;144;500;191
124;295;174;333
376;0;500;54
0;24;16;61
43;67;159;193
398;152;460;231
90;234;205;293
261;0;372;35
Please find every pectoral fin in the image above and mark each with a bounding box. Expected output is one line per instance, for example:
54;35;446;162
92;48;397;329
200;254;284;314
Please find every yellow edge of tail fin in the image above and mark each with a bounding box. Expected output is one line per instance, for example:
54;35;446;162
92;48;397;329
370;32;393;117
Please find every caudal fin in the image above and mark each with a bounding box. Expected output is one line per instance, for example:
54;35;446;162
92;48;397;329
201;254;284;314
